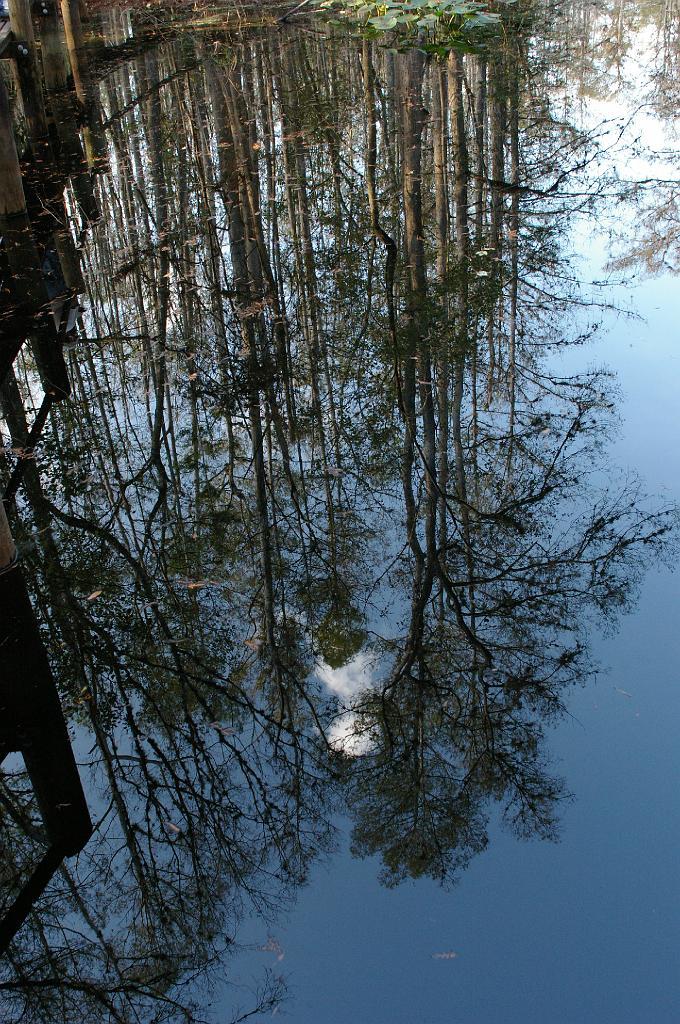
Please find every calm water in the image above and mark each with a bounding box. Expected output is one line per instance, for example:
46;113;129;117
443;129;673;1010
1;1;679;1021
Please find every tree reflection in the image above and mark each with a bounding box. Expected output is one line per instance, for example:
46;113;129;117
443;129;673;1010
0;4;676;1020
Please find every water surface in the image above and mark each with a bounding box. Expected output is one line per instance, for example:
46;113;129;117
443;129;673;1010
0;1;679;1020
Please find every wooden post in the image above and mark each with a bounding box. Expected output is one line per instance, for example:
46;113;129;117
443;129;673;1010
0;70;27;222
8;0;51;150
38;3;70;95
59;0;87;103
0;505;92;954
54;217;86;292
59;0;107;170
0;69;34;376
0;73;71;398
0;563;93;854
39;6;99;222
0;498;17;571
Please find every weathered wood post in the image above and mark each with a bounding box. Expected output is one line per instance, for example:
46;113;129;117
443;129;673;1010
59;0;107;170
0;498;92;955
0;524;93;855
0;69;27;221
0;495;18;572
53;212;86;293
38;0;70;93
0;72;71;397
7;0;51;153
38;2;99;223
59;0;87;100
0;67;35;376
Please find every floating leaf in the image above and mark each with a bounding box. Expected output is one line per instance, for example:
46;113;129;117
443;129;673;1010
259;936;285;961
86;590;103;602
209;722;237;736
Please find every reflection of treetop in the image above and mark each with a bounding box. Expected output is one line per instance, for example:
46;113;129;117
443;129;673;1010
0;4;677;1021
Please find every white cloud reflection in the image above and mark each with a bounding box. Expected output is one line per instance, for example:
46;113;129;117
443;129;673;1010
316;651;376;756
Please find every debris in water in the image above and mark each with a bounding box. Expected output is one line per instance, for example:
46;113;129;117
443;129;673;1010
209;722;237;736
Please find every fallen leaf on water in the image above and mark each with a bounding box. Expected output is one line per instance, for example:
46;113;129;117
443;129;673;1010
259;936;285;961
164;821;181;834
432;951;458;960
179;578;221;590
615;687;633;698
209;722;237;736
86;590;103;602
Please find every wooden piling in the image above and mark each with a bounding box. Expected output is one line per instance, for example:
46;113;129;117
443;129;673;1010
38;4;70;95
1;69;34;375
54;217;86;292
0;73;71;398
0;562;94;854
59;0;107;170
7;0;50;150
0;70;27;221
0;498;17;571
38;7;99;222
0;508;93;953
59;0;87;103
